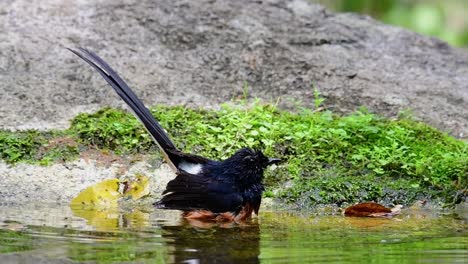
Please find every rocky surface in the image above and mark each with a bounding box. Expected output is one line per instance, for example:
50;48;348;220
0;0;467;204
1;0;467;137
0;158;175;204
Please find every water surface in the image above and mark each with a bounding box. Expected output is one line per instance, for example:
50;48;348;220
0;203;466;263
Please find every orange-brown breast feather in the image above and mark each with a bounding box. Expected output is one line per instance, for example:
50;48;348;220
183;210;217;220
181;202;257;223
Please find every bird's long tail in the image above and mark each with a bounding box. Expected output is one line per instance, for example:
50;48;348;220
69;48;178;169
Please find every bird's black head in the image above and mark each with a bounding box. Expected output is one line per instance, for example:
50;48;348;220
217;148;281;187
234;148;281;169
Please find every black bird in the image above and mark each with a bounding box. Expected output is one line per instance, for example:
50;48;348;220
68;48;281;222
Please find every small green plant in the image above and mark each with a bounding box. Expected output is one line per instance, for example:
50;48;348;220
313;85;325;110
242;81;250;101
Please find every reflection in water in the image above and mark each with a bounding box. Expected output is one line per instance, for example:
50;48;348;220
162;220;260;264
71;205;261;263
71;207;152;231
72;205;261;263
0;204;467;263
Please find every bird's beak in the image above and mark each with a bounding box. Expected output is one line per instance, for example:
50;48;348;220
267;158;282;165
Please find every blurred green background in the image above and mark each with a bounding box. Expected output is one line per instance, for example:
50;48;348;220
314;0;468;48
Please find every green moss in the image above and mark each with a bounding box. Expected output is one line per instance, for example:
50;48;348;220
70;107;155;153
0;130;79;165
0;130;44;163
1;101;466;206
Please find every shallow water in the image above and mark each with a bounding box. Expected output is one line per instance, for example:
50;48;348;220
0;203;466;263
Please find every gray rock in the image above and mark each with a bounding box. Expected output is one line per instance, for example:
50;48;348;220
0;158;175;204
0;0;467;139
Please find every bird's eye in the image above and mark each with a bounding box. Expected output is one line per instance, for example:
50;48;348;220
243;156;254;163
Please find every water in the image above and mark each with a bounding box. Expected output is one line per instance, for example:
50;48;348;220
0;203;466;263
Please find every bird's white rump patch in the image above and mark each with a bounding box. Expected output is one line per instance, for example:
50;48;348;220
179;162;203;174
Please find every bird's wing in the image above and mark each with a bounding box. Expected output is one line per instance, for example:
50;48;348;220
69;48;181;171
156;171;243;213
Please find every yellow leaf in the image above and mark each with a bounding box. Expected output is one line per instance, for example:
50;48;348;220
70;179;122;210
124;174;150;200
124;209;150;227
70;177;152;231
71;207;120;231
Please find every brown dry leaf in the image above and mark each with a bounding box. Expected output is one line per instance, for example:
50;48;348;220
344;202;402;218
